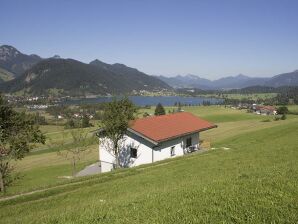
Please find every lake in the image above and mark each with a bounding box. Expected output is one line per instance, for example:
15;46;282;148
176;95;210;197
62;96;223;106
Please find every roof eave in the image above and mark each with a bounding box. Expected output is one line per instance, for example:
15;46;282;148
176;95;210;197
127;128;159;145
129;124;217;145
155;125;218;143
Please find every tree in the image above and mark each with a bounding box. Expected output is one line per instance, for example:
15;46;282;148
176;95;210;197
154;103;166;116
277;106;289;115
55;129;95;176
65;119;76;129
0;96;45;192
100;97;137;169
81;115;91;128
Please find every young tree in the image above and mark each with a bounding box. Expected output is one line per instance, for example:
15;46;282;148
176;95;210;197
100;97;137;169
56;129;95;176
0;96;45;192
65;119;76;129
154;103;166;116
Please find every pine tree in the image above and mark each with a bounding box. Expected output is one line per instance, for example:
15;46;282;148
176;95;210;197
154;103;166;116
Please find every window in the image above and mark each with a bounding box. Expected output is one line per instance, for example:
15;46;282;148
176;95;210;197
171;146;175;156
130;147;137;158
186;137;192;148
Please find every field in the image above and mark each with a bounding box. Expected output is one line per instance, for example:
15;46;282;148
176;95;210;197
195;93;277;101
0;105;297;223
222;93;277;100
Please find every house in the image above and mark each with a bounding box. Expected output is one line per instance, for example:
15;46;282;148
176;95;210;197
98;112;217;173
255;105;277;115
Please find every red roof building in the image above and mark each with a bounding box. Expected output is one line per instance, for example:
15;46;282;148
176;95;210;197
99;112;217;173
129;112;217;144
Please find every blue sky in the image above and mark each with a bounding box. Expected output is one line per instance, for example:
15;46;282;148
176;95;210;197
1;0;298;79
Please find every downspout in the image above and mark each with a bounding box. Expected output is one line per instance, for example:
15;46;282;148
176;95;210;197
152;145;158;163
152;147;154;163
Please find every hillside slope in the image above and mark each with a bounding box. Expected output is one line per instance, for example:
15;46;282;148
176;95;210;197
0;67;14;83
1;59;171;96
1;121;297;223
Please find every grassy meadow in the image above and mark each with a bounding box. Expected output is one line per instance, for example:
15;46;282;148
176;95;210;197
0;105;297;223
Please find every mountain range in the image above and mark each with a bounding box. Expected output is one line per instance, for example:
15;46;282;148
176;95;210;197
0;45;170;96
0;44;297;96
157;71;298;90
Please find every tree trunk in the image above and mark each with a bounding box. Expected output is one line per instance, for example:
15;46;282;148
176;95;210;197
0;170;5;193
114;147;120;169
72;159;76;177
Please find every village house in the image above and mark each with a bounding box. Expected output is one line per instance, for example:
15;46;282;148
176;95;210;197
98;112;217;173
254;105;277;115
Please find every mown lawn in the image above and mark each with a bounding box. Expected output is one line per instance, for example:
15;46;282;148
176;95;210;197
0;119;297;223
4;145;99;196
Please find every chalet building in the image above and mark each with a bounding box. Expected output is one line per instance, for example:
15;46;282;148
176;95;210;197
255;105;277;115
98;112;217;173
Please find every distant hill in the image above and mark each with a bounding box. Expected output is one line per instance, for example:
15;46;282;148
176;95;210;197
0;45;42;77
157;74;213;89
0;58;171;96
158;71;298;89
265;70;298;87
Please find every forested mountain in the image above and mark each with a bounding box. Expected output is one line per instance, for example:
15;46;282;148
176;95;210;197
90;59;169;91
158;71;298;90
0;45;42;77
0;58;171;96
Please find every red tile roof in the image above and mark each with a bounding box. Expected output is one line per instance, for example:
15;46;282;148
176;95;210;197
256;105;276;111
129;112;217;143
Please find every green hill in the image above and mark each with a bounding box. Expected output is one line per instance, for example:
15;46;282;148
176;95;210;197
0;58;171;96
1;118;297;223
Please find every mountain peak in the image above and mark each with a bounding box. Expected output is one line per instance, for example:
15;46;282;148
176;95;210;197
90;59;107;66
0;45;21;60
52;55;61;59
0;45;42;77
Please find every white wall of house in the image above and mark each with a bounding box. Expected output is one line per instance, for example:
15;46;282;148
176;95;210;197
99;132;200;173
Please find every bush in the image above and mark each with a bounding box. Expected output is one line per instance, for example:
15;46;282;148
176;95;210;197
143;112;150;117
281;114;287;120
274;116;280;121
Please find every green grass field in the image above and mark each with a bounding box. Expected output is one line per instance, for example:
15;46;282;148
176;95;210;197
0;105;297;223
195;93;277;100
